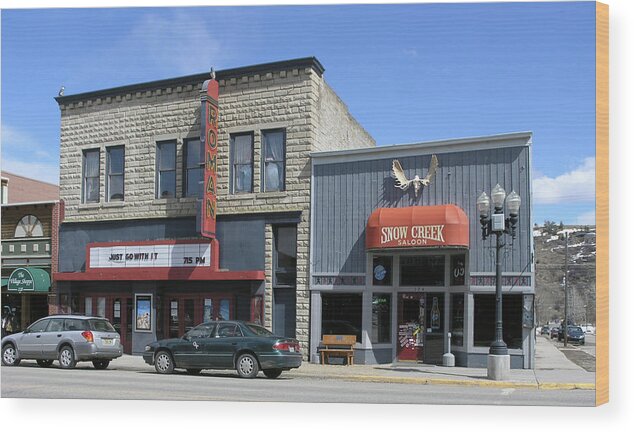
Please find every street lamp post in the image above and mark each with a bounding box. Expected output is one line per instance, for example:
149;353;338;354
477;184;521;380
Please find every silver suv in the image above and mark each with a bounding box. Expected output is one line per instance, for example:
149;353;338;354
1;314;122;369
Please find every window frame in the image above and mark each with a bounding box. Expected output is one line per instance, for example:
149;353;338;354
82;148;100;204
156;140;177;199
183;137;204;198
229;132;254;194
261;128;286;193
106;145;125;202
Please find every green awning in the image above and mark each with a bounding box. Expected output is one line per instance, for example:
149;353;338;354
6;268;50;293
1;278;8;288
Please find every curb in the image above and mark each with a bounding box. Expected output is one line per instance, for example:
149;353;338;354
113;358;596;391
287;372;595;390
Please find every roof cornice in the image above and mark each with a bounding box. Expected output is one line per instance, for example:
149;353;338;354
55;57;325;105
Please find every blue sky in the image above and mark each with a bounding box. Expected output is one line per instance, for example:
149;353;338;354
1;2;597;225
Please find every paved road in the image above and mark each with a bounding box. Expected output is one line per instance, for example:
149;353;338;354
1;361;594;406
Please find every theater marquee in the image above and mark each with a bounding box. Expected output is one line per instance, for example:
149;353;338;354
89;242;211;269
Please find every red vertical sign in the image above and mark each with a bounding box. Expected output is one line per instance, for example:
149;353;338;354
200;78;219;239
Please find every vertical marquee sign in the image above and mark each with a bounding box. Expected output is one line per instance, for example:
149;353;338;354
200;75;219;239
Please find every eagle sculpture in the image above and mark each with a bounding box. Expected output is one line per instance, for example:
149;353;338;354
392;155;439;197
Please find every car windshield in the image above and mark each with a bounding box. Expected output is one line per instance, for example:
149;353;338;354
246;324;274;336
569;326;583;332
89;319;116;332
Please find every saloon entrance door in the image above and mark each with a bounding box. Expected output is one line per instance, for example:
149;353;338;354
397;292;445;364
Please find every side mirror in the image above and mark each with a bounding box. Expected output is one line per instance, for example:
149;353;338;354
182;335;190;341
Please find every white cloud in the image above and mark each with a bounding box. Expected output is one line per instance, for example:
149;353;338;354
575;210;596;225
125;12;224;75
403;48;419;58
2;124;41;152
533;157;595;204
1;124;60;185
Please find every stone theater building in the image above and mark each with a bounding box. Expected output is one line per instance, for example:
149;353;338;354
54;57;374;355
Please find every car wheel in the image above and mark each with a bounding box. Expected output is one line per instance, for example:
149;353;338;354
236;353;259;379
58;346;76;369
186;369;201;375
263;368;283;379
154;350;174;374
2;344;21;366
92;360;110;370
37;359;54;368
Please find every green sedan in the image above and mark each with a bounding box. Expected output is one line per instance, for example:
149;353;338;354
143;320;302;379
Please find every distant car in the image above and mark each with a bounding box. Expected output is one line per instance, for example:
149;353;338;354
580;324;596;335
1;314;122;369
143;320;302;379
549;327;560;339
540;326;550;335
558;325;586;344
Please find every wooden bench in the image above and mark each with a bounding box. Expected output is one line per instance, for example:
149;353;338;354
319;334;356;365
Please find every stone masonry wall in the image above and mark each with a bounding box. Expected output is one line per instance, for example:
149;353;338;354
58;61;374;358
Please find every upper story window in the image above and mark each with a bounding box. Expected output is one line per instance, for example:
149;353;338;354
82;148;100;203
184;138;204;198
106;146;125;202
156;140;176;199
230;133;253;194
262;129;286;192
15;215;44;238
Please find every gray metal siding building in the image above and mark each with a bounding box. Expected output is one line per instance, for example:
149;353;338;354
309;132;535;368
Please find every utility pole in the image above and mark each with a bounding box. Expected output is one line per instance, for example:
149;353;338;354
563;232;569;347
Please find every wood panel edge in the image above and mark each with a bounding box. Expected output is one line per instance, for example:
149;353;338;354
595;0;609;407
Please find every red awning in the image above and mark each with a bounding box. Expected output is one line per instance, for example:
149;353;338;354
366;205;469;249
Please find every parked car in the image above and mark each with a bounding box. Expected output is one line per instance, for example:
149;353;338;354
1;314;122;369
549;327;560;339
580;324;596;335
143;320;302;379
558;325;586;344
540;326;550;335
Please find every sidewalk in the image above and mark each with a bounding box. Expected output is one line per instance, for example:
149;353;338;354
111;336;595;390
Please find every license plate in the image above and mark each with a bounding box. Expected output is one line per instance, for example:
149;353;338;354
102;339;114;346
289;347;295;352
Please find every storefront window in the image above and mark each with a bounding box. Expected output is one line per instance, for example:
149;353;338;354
372;293;391;343
96;297;106;318
85;297;93;316
219;299;230;321
321;293;362;342
450;254;466;286
450;293;464;347
203;298;214;322
473;294;523;349
400;255;445;286
274;225;297;287
372;256;392;286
